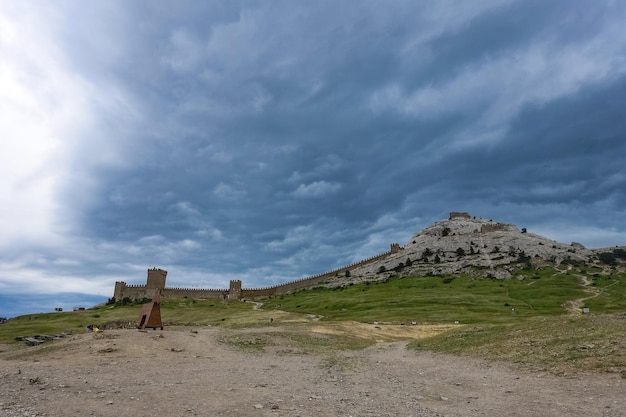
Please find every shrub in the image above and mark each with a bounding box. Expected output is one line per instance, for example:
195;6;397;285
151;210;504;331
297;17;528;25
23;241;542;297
598;252;617;265
517;251;531;263
613;248;626;259
114;296;151;306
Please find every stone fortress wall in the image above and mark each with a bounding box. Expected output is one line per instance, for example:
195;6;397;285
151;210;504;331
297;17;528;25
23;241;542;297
480;223;509;233
114;243;402;301
449;211;471;219
448;211;509;233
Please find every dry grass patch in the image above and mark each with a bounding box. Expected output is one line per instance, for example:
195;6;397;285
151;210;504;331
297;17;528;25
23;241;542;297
309;321;457;343
409;313;626;376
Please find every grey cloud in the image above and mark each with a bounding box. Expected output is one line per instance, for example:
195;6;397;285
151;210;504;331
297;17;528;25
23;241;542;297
2;0;626;317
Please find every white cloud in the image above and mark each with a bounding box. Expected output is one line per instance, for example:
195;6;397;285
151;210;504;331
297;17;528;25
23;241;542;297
0;253;112;295
265;224;315;251
0;4;77;248
369;14;626;151
213;182;247;200
162;28;204;73
293;181;342;198
194;227;224;240
288;155;344;185
173;201;201;217
249;83;274;112
533;225;626;250
0;3;142;249
196;144;234;163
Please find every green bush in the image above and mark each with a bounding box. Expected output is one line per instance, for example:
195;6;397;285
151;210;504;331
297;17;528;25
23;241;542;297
598;252;616;265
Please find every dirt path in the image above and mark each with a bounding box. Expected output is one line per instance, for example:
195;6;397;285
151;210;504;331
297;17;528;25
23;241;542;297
1;327;625;417
563;272;621;315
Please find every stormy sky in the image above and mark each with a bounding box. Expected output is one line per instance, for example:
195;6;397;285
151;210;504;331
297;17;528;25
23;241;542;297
1;0;625;317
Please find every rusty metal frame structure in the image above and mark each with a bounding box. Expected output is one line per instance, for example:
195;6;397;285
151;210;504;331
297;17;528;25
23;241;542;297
137;289;163;330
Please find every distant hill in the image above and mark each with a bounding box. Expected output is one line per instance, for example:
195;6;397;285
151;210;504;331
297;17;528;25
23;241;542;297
321;212;626;287
107;212;625;302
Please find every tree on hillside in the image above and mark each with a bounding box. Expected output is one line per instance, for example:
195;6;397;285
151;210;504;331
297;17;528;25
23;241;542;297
598;252;616;265
613;248;626;259
517;250;531;263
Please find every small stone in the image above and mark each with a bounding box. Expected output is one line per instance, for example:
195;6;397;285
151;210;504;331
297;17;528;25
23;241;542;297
254;404;263;409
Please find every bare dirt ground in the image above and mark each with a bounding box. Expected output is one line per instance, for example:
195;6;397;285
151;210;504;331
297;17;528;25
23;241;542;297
1;325;625;417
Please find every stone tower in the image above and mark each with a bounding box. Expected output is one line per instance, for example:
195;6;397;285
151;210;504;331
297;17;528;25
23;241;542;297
229;280;242;299
146;268;167;290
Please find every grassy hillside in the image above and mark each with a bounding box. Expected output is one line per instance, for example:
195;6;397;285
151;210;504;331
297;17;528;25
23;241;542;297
2;266;625;375
0;299;302;344
260;267;626;323
255;266;626;375
409;314;625;376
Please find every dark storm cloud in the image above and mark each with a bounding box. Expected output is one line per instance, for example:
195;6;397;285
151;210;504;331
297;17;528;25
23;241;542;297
1;0;626;317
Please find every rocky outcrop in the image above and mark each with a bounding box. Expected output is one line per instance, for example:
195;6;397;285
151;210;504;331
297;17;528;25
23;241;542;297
319;213;616;287
113;212;624;298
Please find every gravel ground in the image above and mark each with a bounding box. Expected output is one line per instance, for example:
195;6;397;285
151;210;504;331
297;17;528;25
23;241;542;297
1;327;625;417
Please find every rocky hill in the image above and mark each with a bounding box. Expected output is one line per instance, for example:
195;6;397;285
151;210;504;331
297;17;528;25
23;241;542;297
327;212;624;286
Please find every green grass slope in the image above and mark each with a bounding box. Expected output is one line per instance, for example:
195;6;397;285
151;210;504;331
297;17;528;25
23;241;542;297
2;265;625;375
260;267;626;323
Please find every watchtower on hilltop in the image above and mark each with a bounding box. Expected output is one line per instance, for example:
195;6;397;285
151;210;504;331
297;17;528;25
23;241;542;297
449;211;471;219
229;280;242;299
146;268;167;290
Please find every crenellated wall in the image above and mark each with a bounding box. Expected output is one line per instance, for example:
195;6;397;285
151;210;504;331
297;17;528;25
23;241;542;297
449;211;471;219
164;287;227;300
480;223;509;233
113;243;402;301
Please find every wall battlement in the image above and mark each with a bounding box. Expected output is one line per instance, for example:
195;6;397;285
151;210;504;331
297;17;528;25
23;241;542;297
113;243;402;301
449;211;471;219
480;223;508;233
